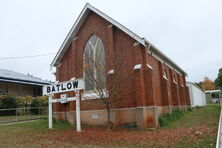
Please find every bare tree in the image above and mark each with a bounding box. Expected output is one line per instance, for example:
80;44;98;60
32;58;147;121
82;35;135;129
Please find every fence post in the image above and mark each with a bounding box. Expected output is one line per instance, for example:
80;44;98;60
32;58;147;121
75;90;81;132
16;108;18;121
24;108;26;119
48;95;53;129
39;107;41;118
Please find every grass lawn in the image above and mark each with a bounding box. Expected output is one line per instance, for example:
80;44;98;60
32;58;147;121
0;104;220;148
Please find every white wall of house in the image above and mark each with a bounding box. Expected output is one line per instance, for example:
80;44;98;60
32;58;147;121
187;82;206;107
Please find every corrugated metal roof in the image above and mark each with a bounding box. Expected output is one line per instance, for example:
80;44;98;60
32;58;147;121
0;69;51;85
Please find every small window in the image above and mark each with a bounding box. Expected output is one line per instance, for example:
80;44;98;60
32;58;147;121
5;86;8;94
163;69;168;79
180;77;184;87
180;77;183;84
38;88;42;96
173;75;177;83
33;88;37;97
0;88;8;94
33;87;42;97
0;89;3;94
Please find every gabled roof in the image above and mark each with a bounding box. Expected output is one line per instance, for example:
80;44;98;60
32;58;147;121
0;69;51;86
51;3;187;76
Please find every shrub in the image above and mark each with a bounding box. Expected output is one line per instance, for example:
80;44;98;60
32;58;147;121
30;96;48;114
0;95;18;109
36;96;48;106
187;107;193;112
211;92;219;98
122;122;137;129
195;106;201;109
159;114;170;127
158;110;184;127
16;96;33;107
0;95;18;116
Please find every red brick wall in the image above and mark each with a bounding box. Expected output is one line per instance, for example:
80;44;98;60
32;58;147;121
170;70;180;106
54;11;189;112
146;53;162;106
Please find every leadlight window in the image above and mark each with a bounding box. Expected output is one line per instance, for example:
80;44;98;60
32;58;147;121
83;35;106;91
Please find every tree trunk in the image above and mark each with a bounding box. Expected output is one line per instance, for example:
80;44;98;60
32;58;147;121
106;102;111;130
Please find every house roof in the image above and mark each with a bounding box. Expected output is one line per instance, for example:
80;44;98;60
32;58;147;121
51;3;187;76
186;82;204;92
0;69;51;86
205;90;221;93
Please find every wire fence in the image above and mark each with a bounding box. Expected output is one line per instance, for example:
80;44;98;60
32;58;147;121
0;107;48;124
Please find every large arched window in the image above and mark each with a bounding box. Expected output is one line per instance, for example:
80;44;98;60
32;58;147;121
83;35;106;91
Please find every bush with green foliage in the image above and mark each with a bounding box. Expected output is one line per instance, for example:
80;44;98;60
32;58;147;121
159;110;184;127
122;122;137;129
0;95;48;115
0;95;18;116
211;92;220;98
16;96;33;107
30;96;48;114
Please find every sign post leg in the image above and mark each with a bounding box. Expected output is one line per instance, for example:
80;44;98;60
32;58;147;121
75;90;81;132
49;95;53;129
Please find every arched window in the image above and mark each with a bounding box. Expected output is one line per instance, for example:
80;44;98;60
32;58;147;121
173;75;177;83
163;69;168;79
83;35;106;91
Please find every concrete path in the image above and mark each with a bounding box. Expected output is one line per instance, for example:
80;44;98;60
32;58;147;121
0;118;41;126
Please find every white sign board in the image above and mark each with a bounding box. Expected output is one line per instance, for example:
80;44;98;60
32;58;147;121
43;78;84;95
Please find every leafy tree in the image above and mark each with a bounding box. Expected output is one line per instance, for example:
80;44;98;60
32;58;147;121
215;68;222;89
201;77;215;91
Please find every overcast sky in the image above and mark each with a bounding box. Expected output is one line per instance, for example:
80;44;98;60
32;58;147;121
0;0;221;82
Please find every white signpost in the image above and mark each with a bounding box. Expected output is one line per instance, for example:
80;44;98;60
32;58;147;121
43;78;84;132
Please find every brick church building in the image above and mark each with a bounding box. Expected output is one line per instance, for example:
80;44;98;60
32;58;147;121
50;3;190;128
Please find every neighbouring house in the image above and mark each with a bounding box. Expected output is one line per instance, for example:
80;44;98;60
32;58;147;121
0;69;51;97
50;3;190;128
187;82;206;107
205;90;221;103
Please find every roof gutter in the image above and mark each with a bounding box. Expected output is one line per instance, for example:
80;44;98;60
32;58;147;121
0;77;51;86
144;39;187;76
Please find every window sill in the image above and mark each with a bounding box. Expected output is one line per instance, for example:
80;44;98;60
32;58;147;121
107;69;114;74
133;64;142;70
163;76;168;80
147;64;153;70
82;89;108;100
